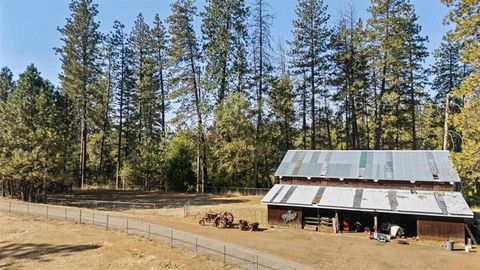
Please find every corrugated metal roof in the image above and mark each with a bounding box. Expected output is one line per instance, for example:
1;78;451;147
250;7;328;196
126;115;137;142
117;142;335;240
274;150;461;183
261;184;473;218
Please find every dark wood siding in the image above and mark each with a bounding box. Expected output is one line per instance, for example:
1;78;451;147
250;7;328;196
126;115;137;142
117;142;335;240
280;177;454;191
417;216;465;243
267;205;302;228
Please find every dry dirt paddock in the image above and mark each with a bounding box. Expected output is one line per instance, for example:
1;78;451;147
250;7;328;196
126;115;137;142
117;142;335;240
0;212;237;270
49;189;480;270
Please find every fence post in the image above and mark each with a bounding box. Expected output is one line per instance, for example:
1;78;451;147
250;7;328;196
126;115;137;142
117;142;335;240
148;224;151;239
64;207;67;220
27;203;30;215
8;202;11;212
223;245;226;265
256;255;258;270
93;212;95;225
153;203;156;215
46;205;49;219
106;215;109;230
195;236;198;255
79;209;82;224
170;230;173;248
126;218;129;234
113;202;116;211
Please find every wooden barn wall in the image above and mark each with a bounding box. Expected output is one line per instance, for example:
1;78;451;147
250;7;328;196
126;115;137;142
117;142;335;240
417;216;465;242
280;177;454;191
267;205;303;228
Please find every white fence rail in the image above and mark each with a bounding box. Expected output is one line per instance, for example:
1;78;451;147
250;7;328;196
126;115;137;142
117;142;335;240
0;201;306;270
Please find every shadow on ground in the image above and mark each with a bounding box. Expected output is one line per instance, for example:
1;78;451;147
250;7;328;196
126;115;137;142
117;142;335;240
49;189;252;210
0;240;101;263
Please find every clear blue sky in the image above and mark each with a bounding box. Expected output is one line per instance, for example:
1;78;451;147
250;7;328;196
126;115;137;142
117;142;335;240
0;0;450;85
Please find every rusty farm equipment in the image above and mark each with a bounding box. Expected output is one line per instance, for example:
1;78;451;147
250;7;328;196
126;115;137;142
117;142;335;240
238;219;259;231
198;210;234;228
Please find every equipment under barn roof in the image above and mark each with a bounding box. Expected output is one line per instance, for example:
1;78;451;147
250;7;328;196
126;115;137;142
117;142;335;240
265;150;473;243
275;150;460;183
261;184;473;219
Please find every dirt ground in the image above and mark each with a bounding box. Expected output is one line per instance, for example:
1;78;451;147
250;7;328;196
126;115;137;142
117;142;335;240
0;211;237;270
46;189;480;270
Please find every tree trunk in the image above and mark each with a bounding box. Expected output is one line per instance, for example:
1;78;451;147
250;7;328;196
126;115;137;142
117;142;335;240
443;95;449;150
302;69;307;149
189;38;206;193
375;63;387;150
310;57;316;150
80;98;87;189
99;56;112;177
409;51;417;150
253;1;264;188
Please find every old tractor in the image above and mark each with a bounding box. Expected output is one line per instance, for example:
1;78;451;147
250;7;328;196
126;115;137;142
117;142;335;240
198;210;234;228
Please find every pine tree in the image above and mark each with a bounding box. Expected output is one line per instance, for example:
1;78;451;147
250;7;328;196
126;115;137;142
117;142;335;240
55;0;102;188
367;0;414;149
442;0;480;202
290;0;330;150
129;13;153;143
209;92;255;186
330;11;370;150
168;0;207;193
399;1;429;149
94;38;115;180
110;20;128;189
431;36;465;102
0;67;14;102
250;0;273;187
152;14;169;136
0;65;65;201
201;0;249;103
269;41;295;155
430;36;467;152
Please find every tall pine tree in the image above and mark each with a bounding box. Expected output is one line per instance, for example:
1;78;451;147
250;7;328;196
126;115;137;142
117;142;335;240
56;0;102;188
168;0;207;193
201;0;249;103
290;0;330;150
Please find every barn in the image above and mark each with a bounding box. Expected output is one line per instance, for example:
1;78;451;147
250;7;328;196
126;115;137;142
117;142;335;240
262;150;474;243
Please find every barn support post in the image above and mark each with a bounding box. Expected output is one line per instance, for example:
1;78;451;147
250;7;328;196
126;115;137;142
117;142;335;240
334;211;340;233
374;213;378;233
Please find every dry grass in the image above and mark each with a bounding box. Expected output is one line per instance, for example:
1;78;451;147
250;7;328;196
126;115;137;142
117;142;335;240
0;211;238;270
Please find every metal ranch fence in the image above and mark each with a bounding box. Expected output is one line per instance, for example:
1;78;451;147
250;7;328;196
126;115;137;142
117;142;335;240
0;201;306;270
204;186;270;196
